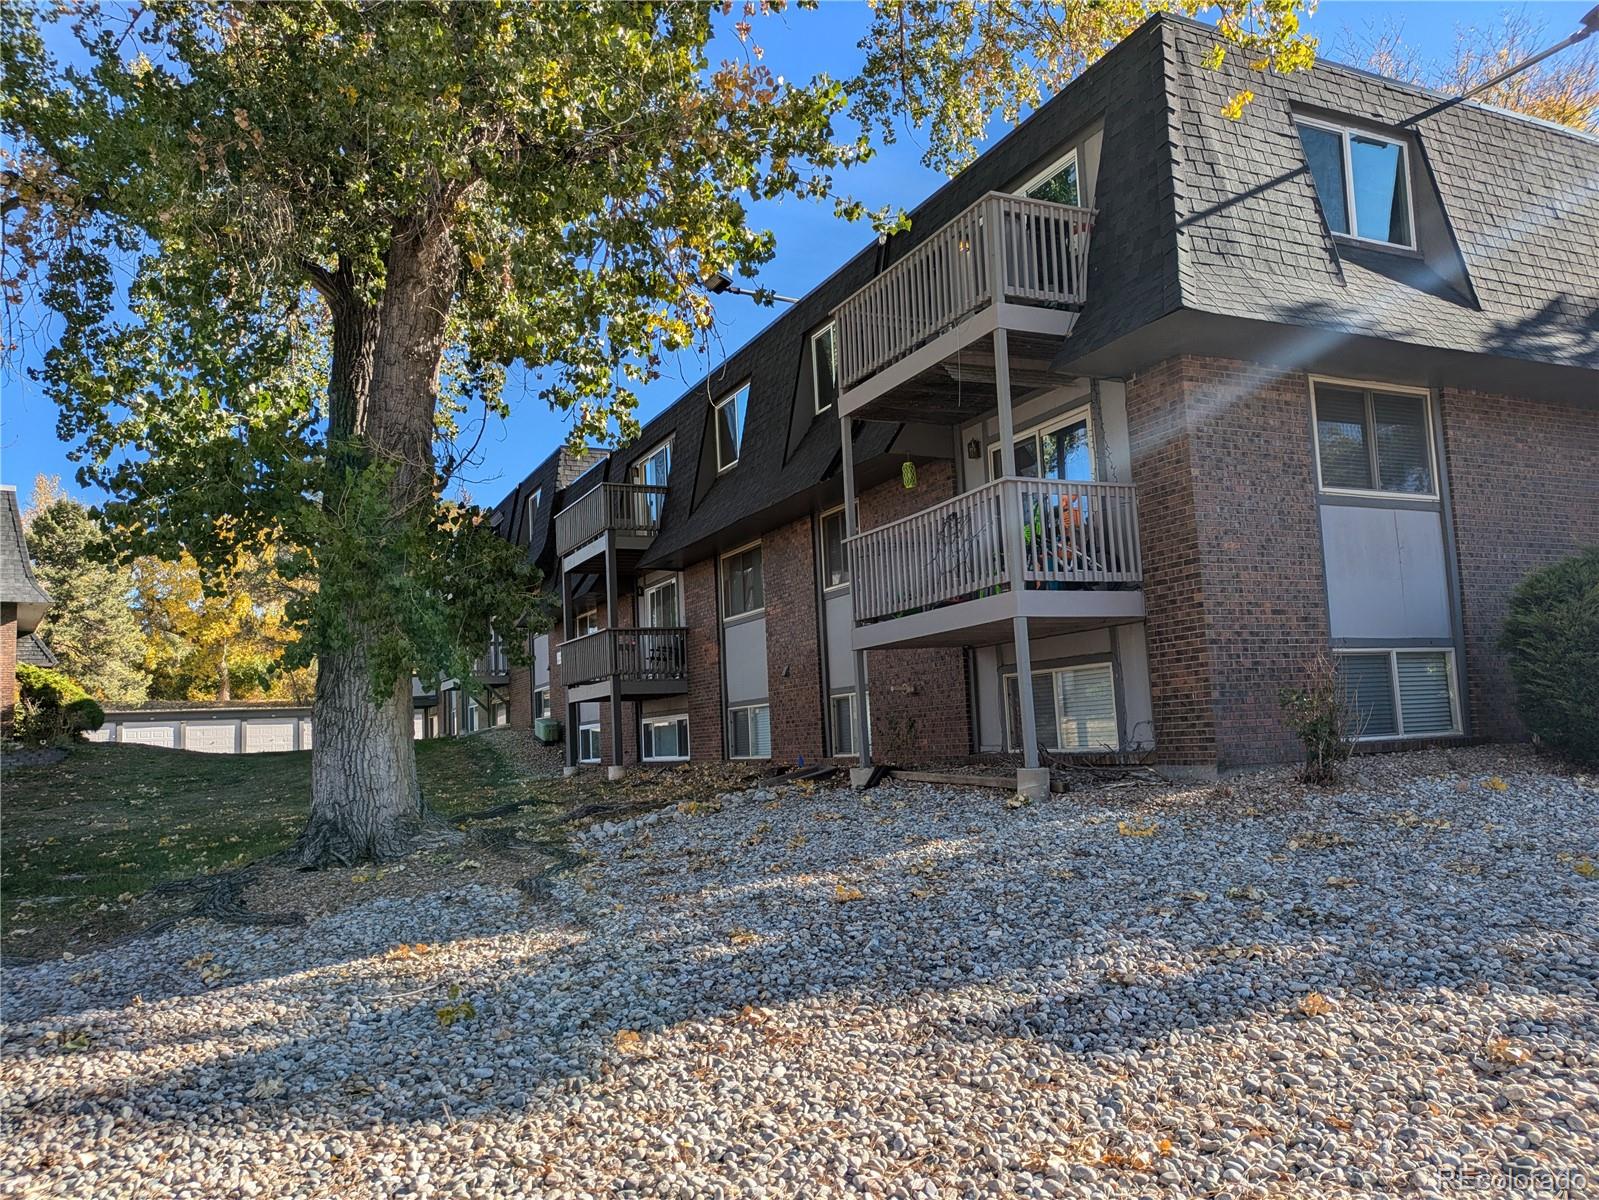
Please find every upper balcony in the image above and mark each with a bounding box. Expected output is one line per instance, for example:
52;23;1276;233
847;476;1144;650
557;626;689;702
833;192;1094;421
554;482;669;569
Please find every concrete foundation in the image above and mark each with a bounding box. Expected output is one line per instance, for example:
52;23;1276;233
1016;767;1051;802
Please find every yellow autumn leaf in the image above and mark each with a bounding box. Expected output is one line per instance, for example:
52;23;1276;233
1483;776;1509;792
728;928;757;946
1574;859;1598;879
834;884;865;903
1117;819;1158;837
614;1029;643;1053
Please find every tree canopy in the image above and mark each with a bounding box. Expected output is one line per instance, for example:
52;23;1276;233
22;477;148;705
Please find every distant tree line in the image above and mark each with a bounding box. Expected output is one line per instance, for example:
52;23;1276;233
23;476;314;706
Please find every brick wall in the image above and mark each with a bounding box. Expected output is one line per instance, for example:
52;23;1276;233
1;603;16;736
1440;387;1599;740
682;557;725;761
1127;356;1330;769
764;514;826;764
857;462;973;763
1125;359;1219;766
1184;359;1330;768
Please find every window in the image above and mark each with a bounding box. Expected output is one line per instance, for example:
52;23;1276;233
642;714;690;762
989;409;1094;482
1338;649;1459;739
574;603;601;637
722;543;764;618
820;509;849;589
642;575;681;627
631;439;672;524
533;688;549;721
1312;381;1435;496
1295;119;1413;248
714;383;751;472
1021;149;1080;206
811;324;839;414
728;703;771;759
1004;662;1118;752
578;723;602;763
525;487;543;542
830;692;858;756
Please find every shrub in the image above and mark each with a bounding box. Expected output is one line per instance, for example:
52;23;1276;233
1500;548;1599;767
13;663;106;745
1279;651;1359;785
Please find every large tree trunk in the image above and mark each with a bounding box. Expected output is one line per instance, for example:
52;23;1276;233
299;642;422;864
298;218;458;867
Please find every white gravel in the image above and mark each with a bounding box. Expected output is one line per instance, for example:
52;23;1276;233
4;749;1596;1199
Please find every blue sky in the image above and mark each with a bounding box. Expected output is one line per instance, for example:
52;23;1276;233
2;1;1592;508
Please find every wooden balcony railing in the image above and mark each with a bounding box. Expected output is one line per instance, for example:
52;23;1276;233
846;478;1140;624
554;483;670;556
558;627;689;688
833;192;1094;392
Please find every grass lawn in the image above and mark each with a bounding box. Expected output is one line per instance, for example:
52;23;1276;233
1;736;535;958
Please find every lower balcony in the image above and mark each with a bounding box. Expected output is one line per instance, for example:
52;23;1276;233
847;477;1144;650
557;627;690;702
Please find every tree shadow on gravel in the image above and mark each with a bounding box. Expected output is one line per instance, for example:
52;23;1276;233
7;766;1597;1140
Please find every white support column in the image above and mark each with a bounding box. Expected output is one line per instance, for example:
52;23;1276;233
993;326;1041;776
841;414;873;784
605;540;623;776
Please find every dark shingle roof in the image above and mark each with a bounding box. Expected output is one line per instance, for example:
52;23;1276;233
0;487;51;619
1160;17;1599;369
17;631;56;667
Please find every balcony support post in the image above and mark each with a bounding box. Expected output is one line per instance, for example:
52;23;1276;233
605;541;624;773
992;325;1041;772
840;415;872;775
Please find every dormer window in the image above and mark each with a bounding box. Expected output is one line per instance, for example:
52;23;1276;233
1295;118;1414;249
714;383;750;472
525;487;542;541
1020;148;1080;206
811;324;838;414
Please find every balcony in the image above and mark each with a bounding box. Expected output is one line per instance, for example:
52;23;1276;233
847;477;1144;650
833;192;1094;420
554;482;669;565
557;627;690;701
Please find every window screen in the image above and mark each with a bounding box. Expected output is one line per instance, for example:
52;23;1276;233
729;705;771;758
1314;384;1433;496
1339;653;1398;738
1314;387;1372;490
1372;393;1433;494
643;716;689;760
723;545;764;617
831;693;855;756
1056;664;1118;750
1297;123;1349;234
821;510;849;588
812;326;839;413
1396;652;1454;734
715;384;750;470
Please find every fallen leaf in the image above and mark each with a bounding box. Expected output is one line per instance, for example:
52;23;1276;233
1296;992;1336;1018
1483;776;1508;792
246;1076;286;1099
1574;859;1598;879
1117;819;1158;837
834;884;865;903
614;1029;644;1053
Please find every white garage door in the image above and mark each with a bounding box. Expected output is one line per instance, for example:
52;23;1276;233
242;719;297;753
119;722;179;748
182;722;240;754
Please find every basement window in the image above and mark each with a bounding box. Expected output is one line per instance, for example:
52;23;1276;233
1003;662;1118;753
1295;118;1414;249
1337;649;1459;739
728;703;771;759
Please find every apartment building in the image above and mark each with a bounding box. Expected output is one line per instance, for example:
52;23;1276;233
483;13;1596;794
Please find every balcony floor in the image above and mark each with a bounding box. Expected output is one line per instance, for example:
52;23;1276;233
851;584;1144;651
564;676;691;705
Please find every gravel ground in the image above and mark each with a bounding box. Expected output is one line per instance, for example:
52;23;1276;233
3;746;1596;1200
